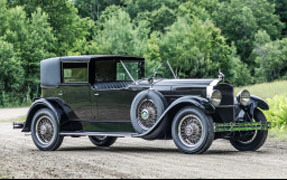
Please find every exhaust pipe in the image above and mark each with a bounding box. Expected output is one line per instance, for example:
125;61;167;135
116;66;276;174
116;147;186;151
13;122;24;129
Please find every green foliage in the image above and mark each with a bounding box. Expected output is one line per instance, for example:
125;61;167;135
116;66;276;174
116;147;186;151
0;40;24;107
265;95;287;130
212;0;284;61
159;17;230;78
92;8;150;56
74;0;123;21
10;0;95;55
252;38;287;82
1;0;287;107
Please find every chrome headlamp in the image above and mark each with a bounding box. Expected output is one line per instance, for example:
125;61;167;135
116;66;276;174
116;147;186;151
210;89;222;107
237;89;251;106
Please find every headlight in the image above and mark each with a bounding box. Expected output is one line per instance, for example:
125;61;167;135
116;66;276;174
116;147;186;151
211;90;222;107
237;89;250;106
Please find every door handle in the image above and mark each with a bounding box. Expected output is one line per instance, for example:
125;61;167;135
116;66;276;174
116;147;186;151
94;93;100;96
58;91;64;96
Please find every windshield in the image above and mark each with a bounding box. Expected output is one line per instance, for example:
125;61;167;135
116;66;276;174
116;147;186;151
145;60;177;79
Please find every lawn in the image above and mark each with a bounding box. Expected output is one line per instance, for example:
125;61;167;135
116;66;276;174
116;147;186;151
234;81;287;99
235;80;287;99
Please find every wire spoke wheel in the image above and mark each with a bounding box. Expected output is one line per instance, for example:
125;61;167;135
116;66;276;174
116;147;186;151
35;115;55;145
234;118;258;145
178;114;204;148
137;99;158;130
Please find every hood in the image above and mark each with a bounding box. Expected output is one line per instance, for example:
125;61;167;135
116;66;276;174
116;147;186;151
152;79;218;88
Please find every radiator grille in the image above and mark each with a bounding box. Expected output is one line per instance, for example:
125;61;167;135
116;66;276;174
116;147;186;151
214;84;235;123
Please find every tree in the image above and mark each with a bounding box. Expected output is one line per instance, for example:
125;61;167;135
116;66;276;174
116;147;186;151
252;38;287;83
212;0;284;61
159;17;230;79
0;2;57;101
124;0;179;19
74;0;123;21
0;39;24;106
9;0;95;55
92;7;150;56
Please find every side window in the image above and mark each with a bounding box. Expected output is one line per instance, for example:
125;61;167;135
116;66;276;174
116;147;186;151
95;60;116;82
62;63;88;83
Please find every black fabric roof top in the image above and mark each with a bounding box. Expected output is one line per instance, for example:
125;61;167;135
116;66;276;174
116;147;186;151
59;55;145;62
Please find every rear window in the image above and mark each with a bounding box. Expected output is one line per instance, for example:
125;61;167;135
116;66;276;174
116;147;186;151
62;63;88;83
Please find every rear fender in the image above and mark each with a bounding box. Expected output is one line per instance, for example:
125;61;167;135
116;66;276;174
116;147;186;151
134;96;215;138
22;98;77;132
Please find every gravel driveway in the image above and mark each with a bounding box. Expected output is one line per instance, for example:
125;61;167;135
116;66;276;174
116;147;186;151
0;120;287;178
0;107;28;121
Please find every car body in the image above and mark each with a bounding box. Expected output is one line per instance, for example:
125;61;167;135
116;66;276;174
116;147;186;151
14;55;271;154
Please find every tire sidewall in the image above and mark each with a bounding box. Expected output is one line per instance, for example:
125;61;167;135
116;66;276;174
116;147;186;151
230;109;268;151
89;136;117;147
31;108;62;151
130;90;166;134
172;107;214;154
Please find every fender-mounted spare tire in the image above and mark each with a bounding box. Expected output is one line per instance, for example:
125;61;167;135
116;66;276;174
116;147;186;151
130;90;167;137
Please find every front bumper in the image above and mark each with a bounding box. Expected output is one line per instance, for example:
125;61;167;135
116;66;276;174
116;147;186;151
214;122;271;132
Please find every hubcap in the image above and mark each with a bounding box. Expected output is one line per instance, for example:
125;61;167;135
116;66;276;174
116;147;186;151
137;99;158;130
35;116;55;145
141;109;150;120
178;114;205;148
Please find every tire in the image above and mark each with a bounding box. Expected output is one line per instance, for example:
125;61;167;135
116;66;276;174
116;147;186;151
89;136;117;147
172;106;214;154
31;108;63;151
230;109;268;151
130;90;167;134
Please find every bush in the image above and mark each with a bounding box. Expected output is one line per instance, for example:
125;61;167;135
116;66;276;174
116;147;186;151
265;95;287;130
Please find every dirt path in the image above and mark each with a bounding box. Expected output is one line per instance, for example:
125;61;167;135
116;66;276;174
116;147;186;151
0;122;287;179
0;107;28;122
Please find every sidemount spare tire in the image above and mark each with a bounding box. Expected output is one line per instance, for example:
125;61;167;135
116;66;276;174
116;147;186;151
130;90;167;138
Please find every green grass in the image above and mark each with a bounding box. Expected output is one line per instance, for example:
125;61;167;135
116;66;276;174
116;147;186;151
269;128;287;141
235;80;287;99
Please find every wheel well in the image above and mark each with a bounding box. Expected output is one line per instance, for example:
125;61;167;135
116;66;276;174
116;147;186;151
161;102;198;139
23;101;64;132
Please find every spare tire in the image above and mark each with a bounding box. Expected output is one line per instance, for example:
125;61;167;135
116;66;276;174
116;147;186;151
130;90;167;135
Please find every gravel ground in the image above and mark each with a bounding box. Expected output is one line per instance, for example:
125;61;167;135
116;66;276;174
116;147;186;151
0;108;287;179
0;107;28;122
0;122;287;179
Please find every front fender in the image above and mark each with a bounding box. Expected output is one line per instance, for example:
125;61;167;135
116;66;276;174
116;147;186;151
248;95;269;118
235;95;269;120
133;96;214;138
250;95;269;110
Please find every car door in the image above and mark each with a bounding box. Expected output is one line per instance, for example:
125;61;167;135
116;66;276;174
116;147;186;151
57;61;92;121
91;59;143;122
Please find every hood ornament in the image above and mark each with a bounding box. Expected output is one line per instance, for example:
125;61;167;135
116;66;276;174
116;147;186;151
218;69;225;81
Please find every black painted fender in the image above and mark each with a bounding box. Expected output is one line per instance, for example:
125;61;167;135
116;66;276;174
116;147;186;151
248;95;269;117
22;97;77;132
133;96;215;138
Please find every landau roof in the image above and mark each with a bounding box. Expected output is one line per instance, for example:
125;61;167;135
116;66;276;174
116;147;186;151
40;55;144;87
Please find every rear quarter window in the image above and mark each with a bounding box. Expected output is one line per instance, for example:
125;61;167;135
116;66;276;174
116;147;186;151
62;63;88;83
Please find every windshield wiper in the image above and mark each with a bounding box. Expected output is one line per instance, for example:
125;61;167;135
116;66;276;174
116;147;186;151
120;60;138;85
167;60;177;79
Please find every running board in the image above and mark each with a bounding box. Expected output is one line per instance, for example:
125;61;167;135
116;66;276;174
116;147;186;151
60;131;137;137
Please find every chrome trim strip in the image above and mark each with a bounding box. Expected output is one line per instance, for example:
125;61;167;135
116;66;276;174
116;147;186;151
206;79;220;99
60;131;135;137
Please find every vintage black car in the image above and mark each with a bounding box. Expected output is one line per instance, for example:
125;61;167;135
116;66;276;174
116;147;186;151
14;55;271;154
